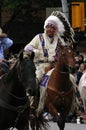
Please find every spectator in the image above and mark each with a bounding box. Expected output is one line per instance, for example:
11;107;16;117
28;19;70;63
78;54;84;65
0;27;13;60
76;63;86;85
0;27;13;75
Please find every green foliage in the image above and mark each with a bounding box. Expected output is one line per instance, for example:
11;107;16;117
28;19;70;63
0;0;60;10
0;0;31;10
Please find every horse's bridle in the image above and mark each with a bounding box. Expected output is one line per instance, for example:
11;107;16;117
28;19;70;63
54;67;70;75
47;68;73;101
0;95;29;130
0;95;29;113
17;59;34;96
0;74;30;109
16;61;26;87
2;66;28;101
48;86;73;98
0;63;30;124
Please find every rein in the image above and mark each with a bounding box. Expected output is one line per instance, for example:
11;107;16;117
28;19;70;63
54;68;69;75
0;75;30;111
0;75;30;129
2;74;27;101
48;86;73;98
0;64;30;129
4;89;27;100
0;96;29;113
48;68;72;97
0;97;29;130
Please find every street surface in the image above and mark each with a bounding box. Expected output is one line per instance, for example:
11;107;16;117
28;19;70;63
10;122;86;130
47;121;86;130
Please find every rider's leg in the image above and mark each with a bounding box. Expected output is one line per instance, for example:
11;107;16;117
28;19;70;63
35;63;49;116
36;86;47;116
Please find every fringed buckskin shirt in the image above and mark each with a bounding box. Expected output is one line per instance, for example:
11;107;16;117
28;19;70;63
24;33;60;62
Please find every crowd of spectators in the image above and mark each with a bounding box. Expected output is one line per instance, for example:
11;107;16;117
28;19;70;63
67;50;86;124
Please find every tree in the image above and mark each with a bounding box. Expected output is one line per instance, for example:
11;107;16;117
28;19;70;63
0;0;32;32
0;0;61;31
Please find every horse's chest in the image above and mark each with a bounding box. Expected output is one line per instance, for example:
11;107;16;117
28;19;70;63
47;84;73;107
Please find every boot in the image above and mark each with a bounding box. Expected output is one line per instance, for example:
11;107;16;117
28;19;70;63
36;86;47;117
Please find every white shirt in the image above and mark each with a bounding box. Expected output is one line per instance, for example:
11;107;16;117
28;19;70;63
24;33;60;62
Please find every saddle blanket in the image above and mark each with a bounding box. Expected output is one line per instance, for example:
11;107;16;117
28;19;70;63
39;68;54;87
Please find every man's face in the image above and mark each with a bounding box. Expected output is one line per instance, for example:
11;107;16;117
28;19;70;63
46;25;56;37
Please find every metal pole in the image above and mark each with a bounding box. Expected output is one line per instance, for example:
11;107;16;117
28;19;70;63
61;0;69;19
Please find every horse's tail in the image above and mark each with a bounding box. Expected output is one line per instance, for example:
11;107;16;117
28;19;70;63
35;114;49;130
29;98;49;130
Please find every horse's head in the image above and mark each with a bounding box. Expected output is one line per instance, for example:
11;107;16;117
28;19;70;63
17;50;36;96
57;44;75;72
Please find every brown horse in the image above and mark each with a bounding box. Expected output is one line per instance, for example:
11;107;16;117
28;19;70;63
45;45;75;130
29;45;75;130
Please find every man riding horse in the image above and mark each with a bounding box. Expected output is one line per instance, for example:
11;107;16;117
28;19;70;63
24;11;75;117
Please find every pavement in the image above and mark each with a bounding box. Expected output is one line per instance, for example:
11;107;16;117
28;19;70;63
48;122;86;130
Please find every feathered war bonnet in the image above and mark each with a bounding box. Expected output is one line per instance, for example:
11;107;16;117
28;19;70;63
44;15;65;34
44;11;75;46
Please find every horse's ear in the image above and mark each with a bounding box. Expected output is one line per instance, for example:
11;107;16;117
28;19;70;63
23;51;35;61
30;51;35;60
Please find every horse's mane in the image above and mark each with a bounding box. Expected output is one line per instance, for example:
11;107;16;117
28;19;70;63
8;49;23;75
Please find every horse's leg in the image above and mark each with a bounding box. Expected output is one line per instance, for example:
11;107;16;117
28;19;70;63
47;102;65;130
